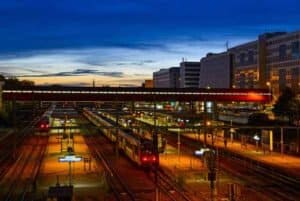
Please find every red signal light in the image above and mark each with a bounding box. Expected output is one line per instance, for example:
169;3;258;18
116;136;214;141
152;156;157;161
142;156;148;162
40;124;44;128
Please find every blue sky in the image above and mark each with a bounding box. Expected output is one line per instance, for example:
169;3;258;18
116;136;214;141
0;0;299;86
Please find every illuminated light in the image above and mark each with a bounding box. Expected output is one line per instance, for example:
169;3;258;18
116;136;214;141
40;124;45;128
46;124;49;128
59;155;82;162
253;135;260;141
156;105;163;109
152;156;157;161
247;92;265;101
206;101;212;108
142;156;148;162
194;148;212;156
3;89;270;102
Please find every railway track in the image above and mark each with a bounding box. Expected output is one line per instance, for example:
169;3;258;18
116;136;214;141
167;133;300;201
0;136;48;201
83;111;200;201
151;167;197;201
0;112;49;185
221;154;300;201
85;136;136;201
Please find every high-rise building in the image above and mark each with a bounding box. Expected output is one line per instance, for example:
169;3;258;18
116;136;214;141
199;52;233;88
180;61;201;88
153;67;180;88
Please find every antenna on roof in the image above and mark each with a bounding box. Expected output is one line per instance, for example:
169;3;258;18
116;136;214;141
225;41;229;51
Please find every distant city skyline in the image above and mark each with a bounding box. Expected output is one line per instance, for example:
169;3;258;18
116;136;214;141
0;0;299;86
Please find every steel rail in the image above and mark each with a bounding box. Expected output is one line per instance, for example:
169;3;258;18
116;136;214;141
85;136;136;201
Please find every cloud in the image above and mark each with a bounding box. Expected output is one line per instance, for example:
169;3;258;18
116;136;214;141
0;38;241;86
19;68;125;78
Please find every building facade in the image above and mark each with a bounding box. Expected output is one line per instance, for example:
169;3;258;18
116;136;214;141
228;31;300;98
265;31;300;96
142;79;154;88
180;61;201;88
199;52;233;88
229;41;259;89
153;67;180;88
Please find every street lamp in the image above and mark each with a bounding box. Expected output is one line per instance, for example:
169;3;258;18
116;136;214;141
253;134;260;152
177;118;184;163
266;81;271;103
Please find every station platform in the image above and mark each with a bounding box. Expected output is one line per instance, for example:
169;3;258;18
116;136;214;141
38;135;106;201
160;145;273;201
182;132;300;179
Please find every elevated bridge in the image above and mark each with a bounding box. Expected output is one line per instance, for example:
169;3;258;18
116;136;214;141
2;86;270;102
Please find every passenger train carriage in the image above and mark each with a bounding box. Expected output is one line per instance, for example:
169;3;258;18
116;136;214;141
83;108;159;166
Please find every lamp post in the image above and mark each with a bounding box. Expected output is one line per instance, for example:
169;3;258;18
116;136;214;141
266;81;271;103
253;134;260;152
230;120;234;144
206;120;211;144
177;118;184;164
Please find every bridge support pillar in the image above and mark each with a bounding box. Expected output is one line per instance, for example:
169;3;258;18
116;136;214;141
0;81;4;112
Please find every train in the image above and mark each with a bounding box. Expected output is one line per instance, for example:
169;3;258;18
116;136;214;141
37;116;50;132
96;110;166;153
83;108;159;167
36;104;55;132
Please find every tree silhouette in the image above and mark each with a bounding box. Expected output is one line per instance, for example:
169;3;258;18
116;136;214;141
272;87;298;123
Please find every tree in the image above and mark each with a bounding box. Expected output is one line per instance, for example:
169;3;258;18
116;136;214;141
272;87;298;123
20;79;35;86
0;74;5;81
1;76;35;88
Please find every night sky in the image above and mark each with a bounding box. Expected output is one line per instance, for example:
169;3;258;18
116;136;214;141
0;0;299;86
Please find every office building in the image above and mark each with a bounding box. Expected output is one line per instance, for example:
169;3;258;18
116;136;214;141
265;31;300;96
199;52;233;88
180;61;201;88
153;67;180;88
229;40;259;89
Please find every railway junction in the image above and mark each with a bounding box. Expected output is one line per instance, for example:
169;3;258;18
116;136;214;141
1;86;300;201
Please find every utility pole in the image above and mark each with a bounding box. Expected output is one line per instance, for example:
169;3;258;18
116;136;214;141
115;104;120;158
206;150;216;201
204;101;207;146
280;127;284;157
0;81;4;112
12;97;17;160
153;101;159;201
